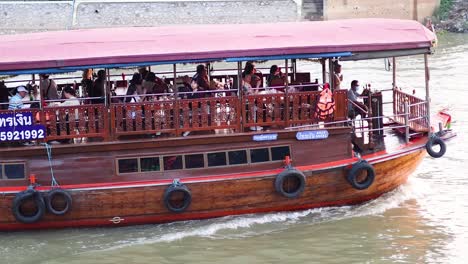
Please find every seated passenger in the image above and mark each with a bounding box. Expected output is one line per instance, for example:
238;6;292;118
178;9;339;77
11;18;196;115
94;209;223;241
178;75;194;99
125;73;143;103
142;72;168;100
192;65;210;97
8;86;28;110
266;65;286;88
61;86;80;106
242;62;261;90
0;81;10;110
348;80;369;118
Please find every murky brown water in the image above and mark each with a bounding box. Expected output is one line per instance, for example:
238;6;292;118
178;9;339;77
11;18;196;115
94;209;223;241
0;33;467;264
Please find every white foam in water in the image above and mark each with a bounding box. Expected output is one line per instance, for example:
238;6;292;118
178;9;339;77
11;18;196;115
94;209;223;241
98;179;423;252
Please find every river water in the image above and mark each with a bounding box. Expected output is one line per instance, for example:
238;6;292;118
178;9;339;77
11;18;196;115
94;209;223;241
0;33;467;264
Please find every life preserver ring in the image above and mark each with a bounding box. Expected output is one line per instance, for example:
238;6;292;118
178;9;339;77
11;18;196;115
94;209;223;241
275;169;306;198
12;190;46;224
346;161;375;190
163;183;191;213
426;136;446;158
46;188;73;215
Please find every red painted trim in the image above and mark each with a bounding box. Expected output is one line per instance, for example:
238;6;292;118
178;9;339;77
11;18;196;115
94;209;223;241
0;136;428;193
0;190;388;231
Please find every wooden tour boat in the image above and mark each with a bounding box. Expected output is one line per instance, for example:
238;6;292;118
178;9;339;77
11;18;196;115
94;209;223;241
0;19;452;231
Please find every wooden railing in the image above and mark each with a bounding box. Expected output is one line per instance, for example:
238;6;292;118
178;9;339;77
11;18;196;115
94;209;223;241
178;96;239;132
0;105;109;142
0;90;349;143
42;104;109;141
393;89;429;132
111;100;176;138
243;93;287;128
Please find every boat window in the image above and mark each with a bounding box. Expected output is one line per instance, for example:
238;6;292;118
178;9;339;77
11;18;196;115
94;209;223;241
228;150;248;165
164;156;183;171
250;148;269;163
118;159;138;174
271;146;291;161
141;157;160;172
4;164;25;179
185;154;205;169
207;152;227;167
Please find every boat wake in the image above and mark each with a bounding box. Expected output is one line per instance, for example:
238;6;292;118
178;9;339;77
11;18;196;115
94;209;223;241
93;178;425;252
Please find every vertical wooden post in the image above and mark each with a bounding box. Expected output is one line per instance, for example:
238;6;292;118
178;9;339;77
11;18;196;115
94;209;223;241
321;59;327;85
237;61;243;132
424;53;431;135
284;59;290;128
173;64;180;136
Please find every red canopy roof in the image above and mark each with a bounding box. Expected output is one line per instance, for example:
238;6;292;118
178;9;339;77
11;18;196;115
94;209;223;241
0;18;435;71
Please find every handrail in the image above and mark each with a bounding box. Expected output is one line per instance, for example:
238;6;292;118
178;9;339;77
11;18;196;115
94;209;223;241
349;100;368;115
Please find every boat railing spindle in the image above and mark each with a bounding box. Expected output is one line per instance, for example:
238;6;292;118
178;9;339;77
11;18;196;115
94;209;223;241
404;98;410;143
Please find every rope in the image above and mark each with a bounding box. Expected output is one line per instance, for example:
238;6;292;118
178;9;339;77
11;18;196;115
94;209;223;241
45;143;59;188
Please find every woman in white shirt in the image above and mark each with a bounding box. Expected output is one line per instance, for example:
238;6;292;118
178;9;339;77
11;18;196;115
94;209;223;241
61;86;80;106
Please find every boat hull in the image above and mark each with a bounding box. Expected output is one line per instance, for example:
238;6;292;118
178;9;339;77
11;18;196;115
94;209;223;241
0;148;426;231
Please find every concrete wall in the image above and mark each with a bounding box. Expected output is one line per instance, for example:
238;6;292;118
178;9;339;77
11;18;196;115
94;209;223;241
0;0;298;34
74;0;298;28
0;0;442;34
0;1;72;32
325;0;440;22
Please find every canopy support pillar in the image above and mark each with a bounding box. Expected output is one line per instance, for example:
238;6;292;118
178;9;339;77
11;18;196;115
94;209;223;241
285;59;290;128
173;64;180;137
237;61;243;132
424;54;431;135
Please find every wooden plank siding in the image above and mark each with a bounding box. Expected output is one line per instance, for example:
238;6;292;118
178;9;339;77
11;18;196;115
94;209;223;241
0;148;425;230
0;128;352;187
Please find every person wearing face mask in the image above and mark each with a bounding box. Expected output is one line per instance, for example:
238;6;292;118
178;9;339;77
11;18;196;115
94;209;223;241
347;80;368;118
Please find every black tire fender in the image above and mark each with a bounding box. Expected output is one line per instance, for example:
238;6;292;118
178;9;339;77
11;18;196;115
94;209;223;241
426;136;446;158
346;161;375;190
12;190;46;224
275;169;306;198
164;183;192;213
46;188;73;216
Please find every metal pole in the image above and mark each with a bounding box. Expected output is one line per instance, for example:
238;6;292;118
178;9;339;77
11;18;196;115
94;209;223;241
328;59;334;91
424;54;431;135
173;64;180;136
237;61;243;132
392;57;397;116
321;59;326;84
105;68;111;107
404;98;410;143
285;59;290;128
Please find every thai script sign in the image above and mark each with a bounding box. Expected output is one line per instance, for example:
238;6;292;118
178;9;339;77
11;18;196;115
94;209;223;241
253;133;278;142
0;113;46;141
296;130;329;141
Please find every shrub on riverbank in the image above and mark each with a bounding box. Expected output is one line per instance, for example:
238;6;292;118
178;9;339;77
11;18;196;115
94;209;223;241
434;0;468;33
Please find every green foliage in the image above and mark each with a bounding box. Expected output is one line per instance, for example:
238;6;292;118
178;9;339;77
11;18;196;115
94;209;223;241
436;0;454;20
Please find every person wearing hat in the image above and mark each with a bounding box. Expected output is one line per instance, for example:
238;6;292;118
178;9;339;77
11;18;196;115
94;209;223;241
8;86;28;110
